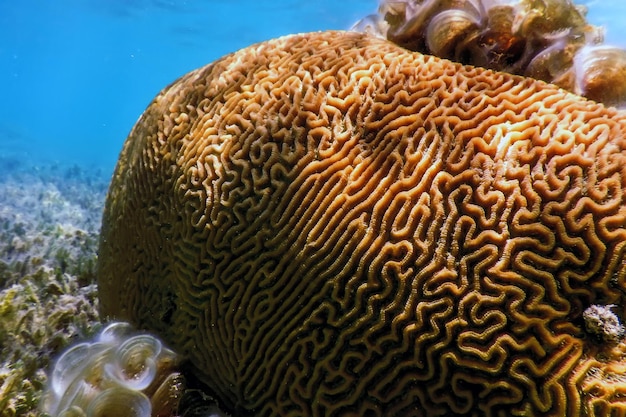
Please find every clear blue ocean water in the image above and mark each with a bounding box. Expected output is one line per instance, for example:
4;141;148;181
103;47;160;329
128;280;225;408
0;0;377;174
0;0;624;176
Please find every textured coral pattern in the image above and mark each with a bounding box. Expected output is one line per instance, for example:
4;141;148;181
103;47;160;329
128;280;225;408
98;31;626;416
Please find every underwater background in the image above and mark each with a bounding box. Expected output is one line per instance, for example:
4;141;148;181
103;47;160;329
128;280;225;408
0;0;378;173
0;0;625;415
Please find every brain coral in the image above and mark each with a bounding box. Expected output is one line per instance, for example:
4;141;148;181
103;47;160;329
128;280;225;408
97;30;626;416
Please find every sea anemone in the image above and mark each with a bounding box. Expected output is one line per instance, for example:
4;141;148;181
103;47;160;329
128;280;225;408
353;0;626;107
41;322;184;417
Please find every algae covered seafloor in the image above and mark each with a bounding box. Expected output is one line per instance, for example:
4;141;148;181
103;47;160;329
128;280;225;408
0;160;108;416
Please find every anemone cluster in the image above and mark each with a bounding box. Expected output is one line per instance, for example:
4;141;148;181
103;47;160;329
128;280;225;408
42;322;184;417
353;0;626;107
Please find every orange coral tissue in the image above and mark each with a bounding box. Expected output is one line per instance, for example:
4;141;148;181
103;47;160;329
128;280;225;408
97;30;626;417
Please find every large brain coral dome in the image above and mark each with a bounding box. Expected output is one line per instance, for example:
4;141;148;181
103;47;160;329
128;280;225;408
97;30;626;416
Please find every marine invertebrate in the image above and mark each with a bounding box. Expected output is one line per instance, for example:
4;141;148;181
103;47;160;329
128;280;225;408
572;45;626;106
583;304;624;342
97;30;626;416
352;0;626;107
42;322;184;417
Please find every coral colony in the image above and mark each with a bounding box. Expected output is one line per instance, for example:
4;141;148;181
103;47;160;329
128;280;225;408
97;29;626;417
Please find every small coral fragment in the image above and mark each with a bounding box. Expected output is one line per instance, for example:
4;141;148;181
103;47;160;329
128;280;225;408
583;304;625;342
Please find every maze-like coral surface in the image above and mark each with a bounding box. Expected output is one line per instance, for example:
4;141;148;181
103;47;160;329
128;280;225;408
98;31;626;416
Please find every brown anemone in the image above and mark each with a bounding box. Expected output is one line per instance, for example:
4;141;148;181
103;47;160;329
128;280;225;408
98;30;626;416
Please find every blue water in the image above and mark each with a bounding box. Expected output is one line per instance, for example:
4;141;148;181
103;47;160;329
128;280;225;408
0;0;624;175
0;0;377;173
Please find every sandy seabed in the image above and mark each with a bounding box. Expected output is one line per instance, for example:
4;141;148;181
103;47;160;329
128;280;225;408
0;160;109;416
